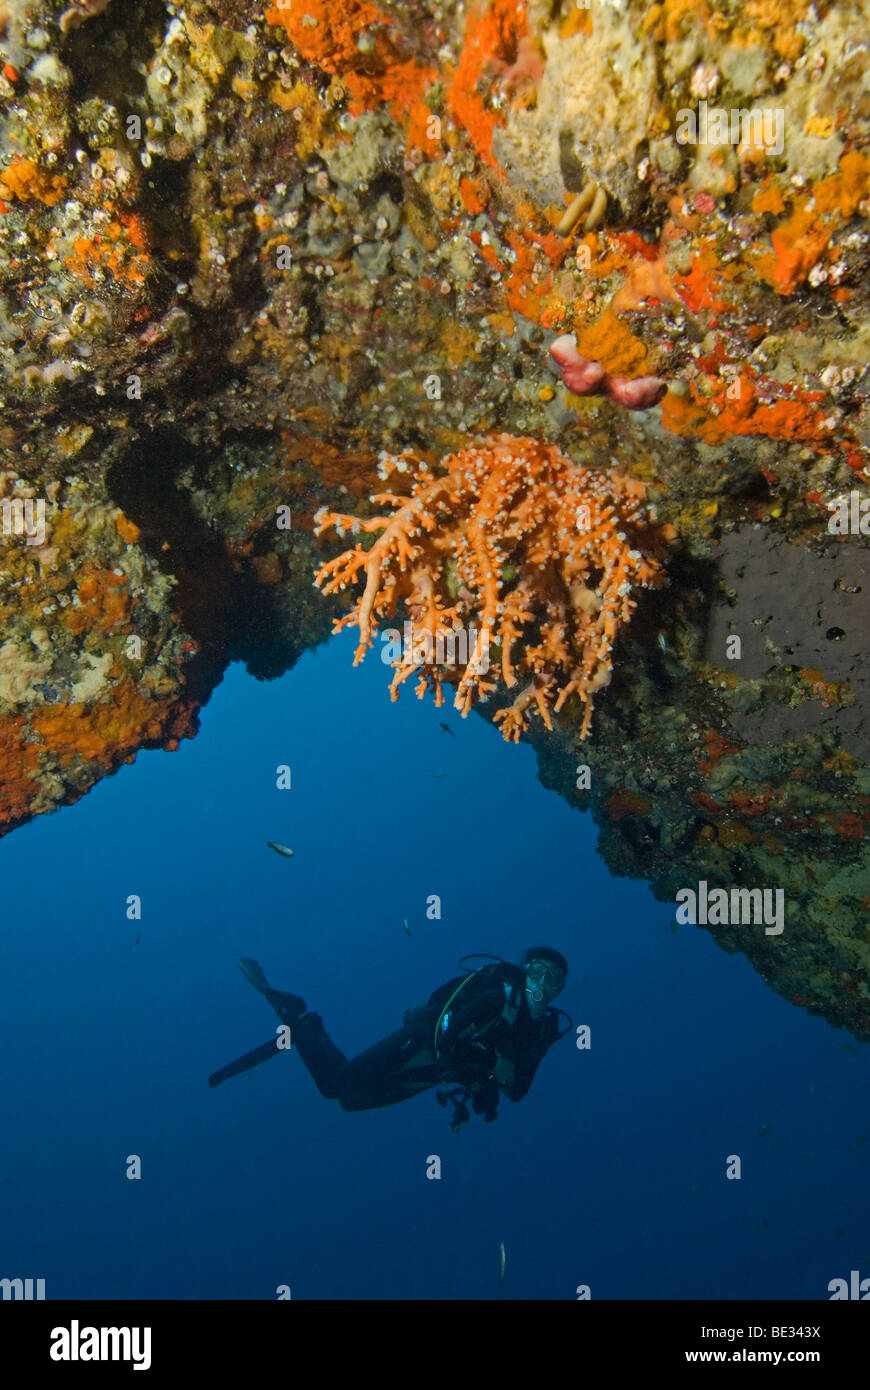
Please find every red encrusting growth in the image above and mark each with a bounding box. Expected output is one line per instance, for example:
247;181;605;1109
446;0;530;168
662;372;833;446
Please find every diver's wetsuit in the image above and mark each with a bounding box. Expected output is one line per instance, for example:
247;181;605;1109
291;962;562;1116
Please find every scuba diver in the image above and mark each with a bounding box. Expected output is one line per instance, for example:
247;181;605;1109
208;948;570;1131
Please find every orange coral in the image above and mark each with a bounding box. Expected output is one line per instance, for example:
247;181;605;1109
746;0;809;61
0;158;66;207
752;152;870;294
30;683;198;766
500;222;567;326
265;0;379;69
314;434;668;740
610;253;682;315
831;813;863;841
605;789;652;820
663;372;829;446
0;714;43;825
460;177;488;215
574;309;653;378
0;683;199;833
447;0;529;167
265;0;433;121
63;223;149;290
756;204;830;295
345;55;433;120
673;241;739;314
63;565;131;635
698;726;739;773
813;151;870;217
115;514;140;544
752;182;786;217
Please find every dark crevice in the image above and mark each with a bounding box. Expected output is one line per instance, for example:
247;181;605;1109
300;277;325;341
106;426;281;699
367;171;405;206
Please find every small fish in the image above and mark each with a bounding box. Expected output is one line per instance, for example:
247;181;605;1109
841;1044;857;1054
498;1242;506;1286
669;922;678;936
856;1135;867;1146
833;1227;846;1238
759;1124;771;1139
657;632;668;653
267;841;294;858
133;933;141;947
439;722;456;738
403;919;412;938
429;773;449;779
808;1082;815;1095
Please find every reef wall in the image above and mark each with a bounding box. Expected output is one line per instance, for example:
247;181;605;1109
0;0;868;1032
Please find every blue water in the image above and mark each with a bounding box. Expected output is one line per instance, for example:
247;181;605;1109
1;632;867;1300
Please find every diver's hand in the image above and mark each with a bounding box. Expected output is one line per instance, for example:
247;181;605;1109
493;1055;516;1086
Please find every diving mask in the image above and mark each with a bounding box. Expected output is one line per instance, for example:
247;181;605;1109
524;958;566;1003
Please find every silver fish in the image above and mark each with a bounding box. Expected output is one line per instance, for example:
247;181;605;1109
267;841;295;858
498;1242;506;1287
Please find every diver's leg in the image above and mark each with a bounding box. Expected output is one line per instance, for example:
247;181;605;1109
290;1011;353;1100
239;962;437;1109
237;960;354;1097
331;1026;438;1111
271;1012;436;1108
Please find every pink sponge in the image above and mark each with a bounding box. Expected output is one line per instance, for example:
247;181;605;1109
549;334;667;411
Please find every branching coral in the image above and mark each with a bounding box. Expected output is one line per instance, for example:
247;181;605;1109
314;435;669;741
